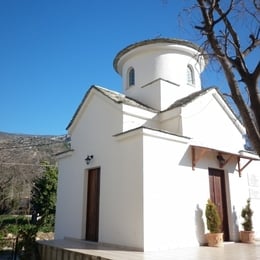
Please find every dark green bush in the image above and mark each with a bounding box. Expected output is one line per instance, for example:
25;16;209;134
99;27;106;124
0;215;30;237
17;224;39;260
241;199;253;231
205;199;221;233
38;214;55;233
0;215;28;226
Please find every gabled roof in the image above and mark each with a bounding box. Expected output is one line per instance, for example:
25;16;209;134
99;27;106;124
66;85;157;130
95;86;157;112
66;85;243;134
162;86;245;135
163;87;240;122
164;87;215;111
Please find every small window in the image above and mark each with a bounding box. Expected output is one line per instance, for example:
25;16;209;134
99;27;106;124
128;67;135;87
187;65;195;85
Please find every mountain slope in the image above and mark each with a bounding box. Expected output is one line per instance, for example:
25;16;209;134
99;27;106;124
0;131;69;214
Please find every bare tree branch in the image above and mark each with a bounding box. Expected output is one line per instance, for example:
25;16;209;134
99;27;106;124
194;0;260;155
243;37;260;57
253;0;260;10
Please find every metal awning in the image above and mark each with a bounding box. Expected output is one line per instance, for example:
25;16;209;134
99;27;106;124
191;145;259;177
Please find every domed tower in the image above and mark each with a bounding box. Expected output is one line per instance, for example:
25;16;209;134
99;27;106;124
113;38;207;111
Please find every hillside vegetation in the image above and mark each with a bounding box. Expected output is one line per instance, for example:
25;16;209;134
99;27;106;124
0;132;69;214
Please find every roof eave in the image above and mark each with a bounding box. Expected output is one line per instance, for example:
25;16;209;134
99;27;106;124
113;38;207;74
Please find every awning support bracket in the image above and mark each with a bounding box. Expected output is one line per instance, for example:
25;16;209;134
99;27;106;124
192;146;207;170
237;157;253;177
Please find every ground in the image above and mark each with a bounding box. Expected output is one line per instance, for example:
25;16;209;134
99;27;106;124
0;232;54;259
36;232;54;241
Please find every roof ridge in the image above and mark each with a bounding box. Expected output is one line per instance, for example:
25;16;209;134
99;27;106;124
94;86;158;112
66;85;157;130
163;87;216;111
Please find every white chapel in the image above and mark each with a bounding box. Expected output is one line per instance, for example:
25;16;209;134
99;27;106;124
54;38;260;250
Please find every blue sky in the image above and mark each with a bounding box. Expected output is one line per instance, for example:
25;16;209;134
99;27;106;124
0;0;229;135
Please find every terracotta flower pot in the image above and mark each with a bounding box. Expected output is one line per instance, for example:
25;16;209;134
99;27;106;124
206;233;224;247
240;231;254;243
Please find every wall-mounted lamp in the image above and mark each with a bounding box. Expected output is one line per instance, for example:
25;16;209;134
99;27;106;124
85;155;94;165
216;154;225;167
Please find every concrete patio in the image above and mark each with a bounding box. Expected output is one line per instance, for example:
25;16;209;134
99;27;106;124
38;239;260;260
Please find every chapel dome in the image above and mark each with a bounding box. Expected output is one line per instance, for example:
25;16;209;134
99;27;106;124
113;38;207;111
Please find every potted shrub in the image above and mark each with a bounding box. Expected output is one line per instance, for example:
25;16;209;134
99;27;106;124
240;199;254;243
205;199;223;247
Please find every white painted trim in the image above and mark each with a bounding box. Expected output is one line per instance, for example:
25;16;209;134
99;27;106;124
212;91;246;135
56;150;74;159
114;126;190;143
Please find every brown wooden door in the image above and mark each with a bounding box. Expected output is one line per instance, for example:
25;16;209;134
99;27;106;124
208;168;229;241
86;168;100;241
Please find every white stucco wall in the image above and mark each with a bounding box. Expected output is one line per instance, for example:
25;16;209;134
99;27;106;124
239;160;260;239
102;131;144;249
55;91;123;240
181;89;245;152
140;129;213;250
226;159;260;241
55;91;146;249
159;107;183;135
140;128;259;250
55;153;85;239
143;131;195;250
122;104;158;132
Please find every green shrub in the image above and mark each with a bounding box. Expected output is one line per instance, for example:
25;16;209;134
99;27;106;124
38;214;55;233
205;199;221;233
0;215;28;226
31;162;57;217
241;199;253;231
17;224;39;260
0;215;30;237
0;213;54;256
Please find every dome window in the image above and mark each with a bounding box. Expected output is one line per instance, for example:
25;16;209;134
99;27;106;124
128;67;135;87
187;65;195;85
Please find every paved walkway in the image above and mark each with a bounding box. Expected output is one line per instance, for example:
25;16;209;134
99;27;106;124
40;239;260;260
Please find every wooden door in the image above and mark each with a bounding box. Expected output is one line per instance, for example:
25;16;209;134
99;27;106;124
208;168;229;241
86;168;100;241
